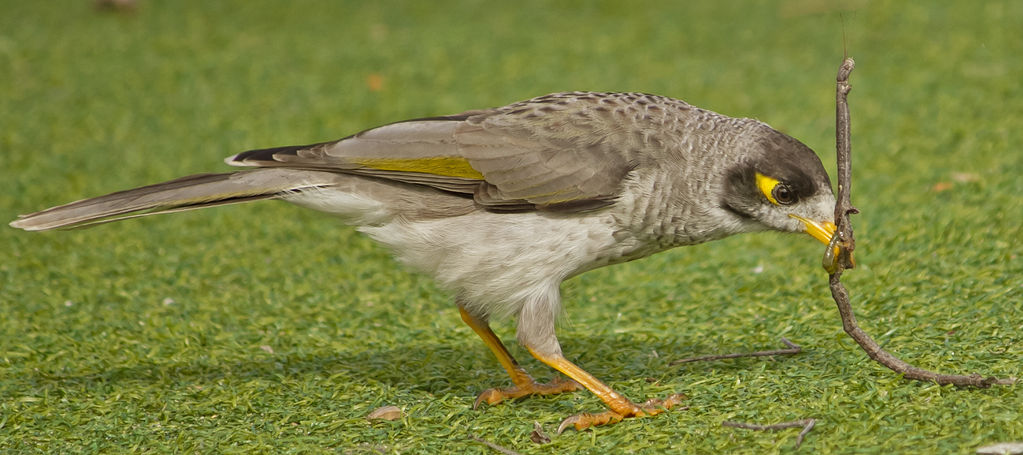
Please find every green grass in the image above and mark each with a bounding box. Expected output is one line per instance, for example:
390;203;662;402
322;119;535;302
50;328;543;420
1;0;1021;453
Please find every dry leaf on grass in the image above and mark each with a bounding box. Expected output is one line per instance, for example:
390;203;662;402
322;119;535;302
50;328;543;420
366;405;402;421
977;442;1023;455
530;421;551;444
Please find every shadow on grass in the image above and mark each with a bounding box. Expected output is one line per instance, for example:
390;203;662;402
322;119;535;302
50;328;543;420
20;332;811;398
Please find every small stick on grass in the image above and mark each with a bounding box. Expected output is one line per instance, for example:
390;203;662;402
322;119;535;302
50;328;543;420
670;338;801;365
827;57;1016;387
470;435;523;455
723;418;816;449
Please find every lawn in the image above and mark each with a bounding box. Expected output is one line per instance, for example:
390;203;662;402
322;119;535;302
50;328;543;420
1;1;1020;453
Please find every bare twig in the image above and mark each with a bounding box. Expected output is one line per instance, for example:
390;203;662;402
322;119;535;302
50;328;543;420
723;418;816;449
670;338;802;365
470;435;523;455
828;57;1016;387
795;419;817;449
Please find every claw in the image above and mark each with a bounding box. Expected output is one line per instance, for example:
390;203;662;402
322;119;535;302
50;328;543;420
557;393;687;433
473;388;502;410
558;411;624;434
473;377;582;409
645;393;686;409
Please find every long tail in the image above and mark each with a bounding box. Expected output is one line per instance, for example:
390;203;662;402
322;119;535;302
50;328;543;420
9;169;332;231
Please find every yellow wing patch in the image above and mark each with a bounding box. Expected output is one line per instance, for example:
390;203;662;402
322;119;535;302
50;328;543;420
755;172;781;205
352;157;485;180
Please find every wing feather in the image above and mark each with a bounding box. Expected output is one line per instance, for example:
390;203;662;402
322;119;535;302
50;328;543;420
228;92;648;211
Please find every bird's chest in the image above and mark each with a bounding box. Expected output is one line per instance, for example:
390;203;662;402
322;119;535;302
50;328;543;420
609;168;731;252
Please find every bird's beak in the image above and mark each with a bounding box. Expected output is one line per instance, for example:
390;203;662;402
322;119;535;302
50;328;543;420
789;214;836;245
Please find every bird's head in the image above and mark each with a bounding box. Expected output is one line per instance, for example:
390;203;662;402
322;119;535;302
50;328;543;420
720;126;837;246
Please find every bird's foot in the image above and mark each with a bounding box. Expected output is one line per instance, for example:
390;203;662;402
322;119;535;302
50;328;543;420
473;377;582;409
557;393;686;434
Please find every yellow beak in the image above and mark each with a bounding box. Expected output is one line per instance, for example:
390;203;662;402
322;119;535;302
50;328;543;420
790;215;855;271
789;214;837;245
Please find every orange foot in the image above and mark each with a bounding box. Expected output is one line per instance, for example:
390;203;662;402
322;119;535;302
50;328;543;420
474;377;583;409
557;393;687;434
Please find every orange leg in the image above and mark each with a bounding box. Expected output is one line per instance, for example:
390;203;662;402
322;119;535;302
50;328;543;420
459;306;581;408
526;347;686;434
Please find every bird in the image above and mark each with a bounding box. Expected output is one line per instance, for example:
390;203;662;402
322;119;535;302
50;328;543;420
9;91;837;433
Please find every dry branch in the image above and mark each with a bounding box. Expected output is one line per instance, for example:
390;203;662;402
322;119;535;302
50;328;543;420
722;418;816;449
827;57;1016;387
670;338;801;365
470;435;523;455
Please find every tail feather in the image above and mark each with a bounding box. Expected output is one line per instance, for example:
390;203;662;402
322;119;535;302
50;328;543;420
9;170;330;231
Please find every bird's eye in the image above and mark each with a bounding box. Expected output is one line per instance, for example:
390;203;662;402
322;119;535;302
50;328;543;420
772;184;796;205
755;172;797;206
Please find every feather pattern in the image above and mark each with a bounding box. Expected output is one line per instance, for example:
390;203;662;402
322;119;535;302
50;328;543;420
225;92;706;211
9;170;335;231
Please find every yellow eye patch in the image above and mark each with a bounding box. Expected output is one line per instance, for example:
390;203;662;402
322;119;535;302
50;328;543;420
755;172;782;205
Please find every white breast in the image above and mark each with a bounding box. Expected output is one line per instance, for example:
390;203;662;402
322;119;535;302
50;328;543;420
359;209;644;319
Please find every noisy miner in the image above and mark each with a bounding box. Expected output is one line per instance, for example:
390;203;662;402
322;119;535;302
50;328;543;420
10;91;837;432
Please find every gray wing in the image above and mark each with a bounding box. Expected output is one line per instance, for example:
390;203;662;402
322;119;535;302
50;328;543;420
228;92;646;212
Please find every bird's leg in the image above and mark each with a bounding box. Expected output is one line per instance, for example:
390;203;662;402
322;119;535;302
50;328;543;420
459;306;581;409
524;346;685;433
514;292;684;433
